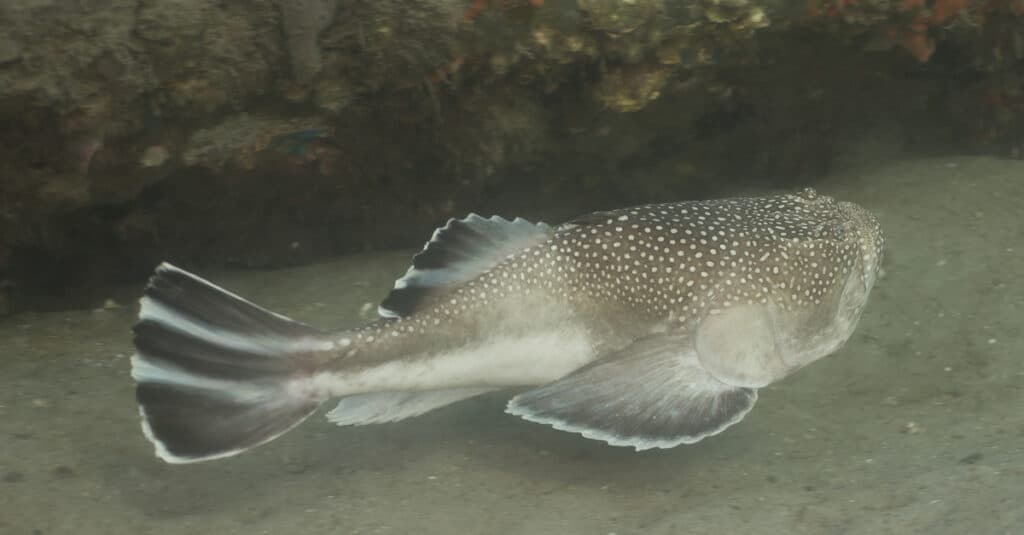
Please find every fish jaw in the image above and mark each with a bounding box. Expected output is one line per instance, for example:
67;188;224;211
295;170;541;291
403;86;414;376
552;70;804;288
288;323;598;399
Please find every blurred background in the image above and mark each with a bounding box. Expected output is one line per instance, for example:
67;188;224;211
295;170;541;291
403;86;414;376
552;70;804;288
0;0;1020;313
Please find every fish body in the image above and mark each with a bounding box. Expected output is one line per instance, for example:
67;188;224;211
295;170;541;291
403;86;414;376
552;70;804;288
131;188;884;463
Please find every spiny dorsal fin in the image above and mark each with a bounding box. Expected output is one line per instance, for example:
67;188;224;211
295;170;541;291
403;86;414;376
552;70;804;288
378;214;554;318
566;210;619;226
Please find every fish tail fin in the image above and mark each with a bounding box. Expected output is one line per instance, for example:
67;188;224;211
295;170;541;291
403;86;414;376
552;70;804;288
130;263;334;464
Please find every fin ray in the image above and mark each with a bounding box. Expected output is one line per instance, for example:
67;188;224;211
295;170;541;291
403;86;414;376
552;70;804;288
506;336;757;450
379;214;553;318
131;263;328;463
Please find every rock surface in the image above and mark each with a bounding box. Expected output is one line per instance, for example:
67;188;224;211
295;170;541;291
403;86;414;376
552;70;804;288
0;0;1021;312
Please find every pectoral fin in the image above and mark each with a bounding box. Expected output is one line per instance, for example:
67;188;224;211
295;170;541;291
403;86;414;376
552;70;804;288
506;336;757;450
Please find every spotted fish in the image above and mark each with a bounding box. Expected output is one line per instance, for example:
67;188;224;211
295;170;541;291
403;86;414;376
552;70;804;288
130;188;884;463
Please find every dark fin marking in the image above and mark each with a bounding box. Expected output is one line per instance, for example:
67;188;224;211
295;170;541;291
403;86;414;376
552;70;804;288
326;387;497;426
506;336;757;450
131;263;331;464
143;261;323;340
379;214;553;318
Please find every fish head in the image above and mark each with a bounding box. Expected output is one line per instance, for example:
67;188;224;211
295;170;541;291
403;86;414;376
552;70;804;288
777;188;884;335
726;189;886;377
788;188;884;296
690;189;885;387
836;199;885;294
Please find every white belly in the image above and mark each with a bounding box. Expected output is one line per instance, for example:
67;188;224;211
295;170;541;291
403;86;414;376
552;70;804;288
302;324;597;398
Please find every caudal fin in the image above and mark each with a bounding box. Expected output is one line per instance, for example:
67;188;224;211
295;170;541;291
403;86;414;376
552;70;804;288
130;263;333;464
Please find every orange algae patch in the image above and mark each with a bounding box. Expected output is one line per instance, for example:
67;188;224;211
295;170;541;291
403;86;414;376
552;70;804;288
930;0;970;25
900;31;936;62
464;0;545;22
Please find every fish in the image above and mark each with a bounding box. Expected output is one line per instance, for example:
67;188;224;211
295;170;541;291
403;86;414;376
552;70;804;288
130;188;884;464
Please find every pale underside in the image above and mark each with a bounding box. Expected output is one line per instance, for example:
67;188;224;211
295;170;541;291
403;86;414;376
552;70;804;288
305;300;809;451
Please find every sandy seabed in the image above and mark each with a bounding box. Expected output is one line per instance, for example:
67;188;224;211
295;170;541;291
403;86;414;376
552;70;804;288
1;155;1022;535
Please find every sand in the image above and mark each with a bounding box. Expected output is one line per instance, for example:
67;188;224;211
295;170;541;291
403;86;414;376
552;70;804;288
1;155;1022;535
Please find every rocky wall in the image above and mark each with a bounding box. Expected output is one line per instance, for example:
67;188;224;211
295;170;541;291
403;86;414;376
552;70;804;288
0;0;1021;313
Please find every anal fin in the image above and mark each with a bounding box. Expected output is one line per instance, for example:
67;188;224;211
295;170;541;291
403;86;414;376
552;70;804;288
506;336;757;450
327;387;497;426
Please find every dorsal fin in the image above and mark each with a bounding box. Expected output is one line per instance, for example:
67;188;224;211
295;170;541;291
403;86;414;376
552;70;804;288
378;214;554;318
566;208;624;227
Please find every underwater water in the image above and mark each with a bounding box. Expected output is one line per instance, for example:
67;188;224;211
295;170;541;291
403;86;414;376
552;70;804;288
1;154;1022;535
